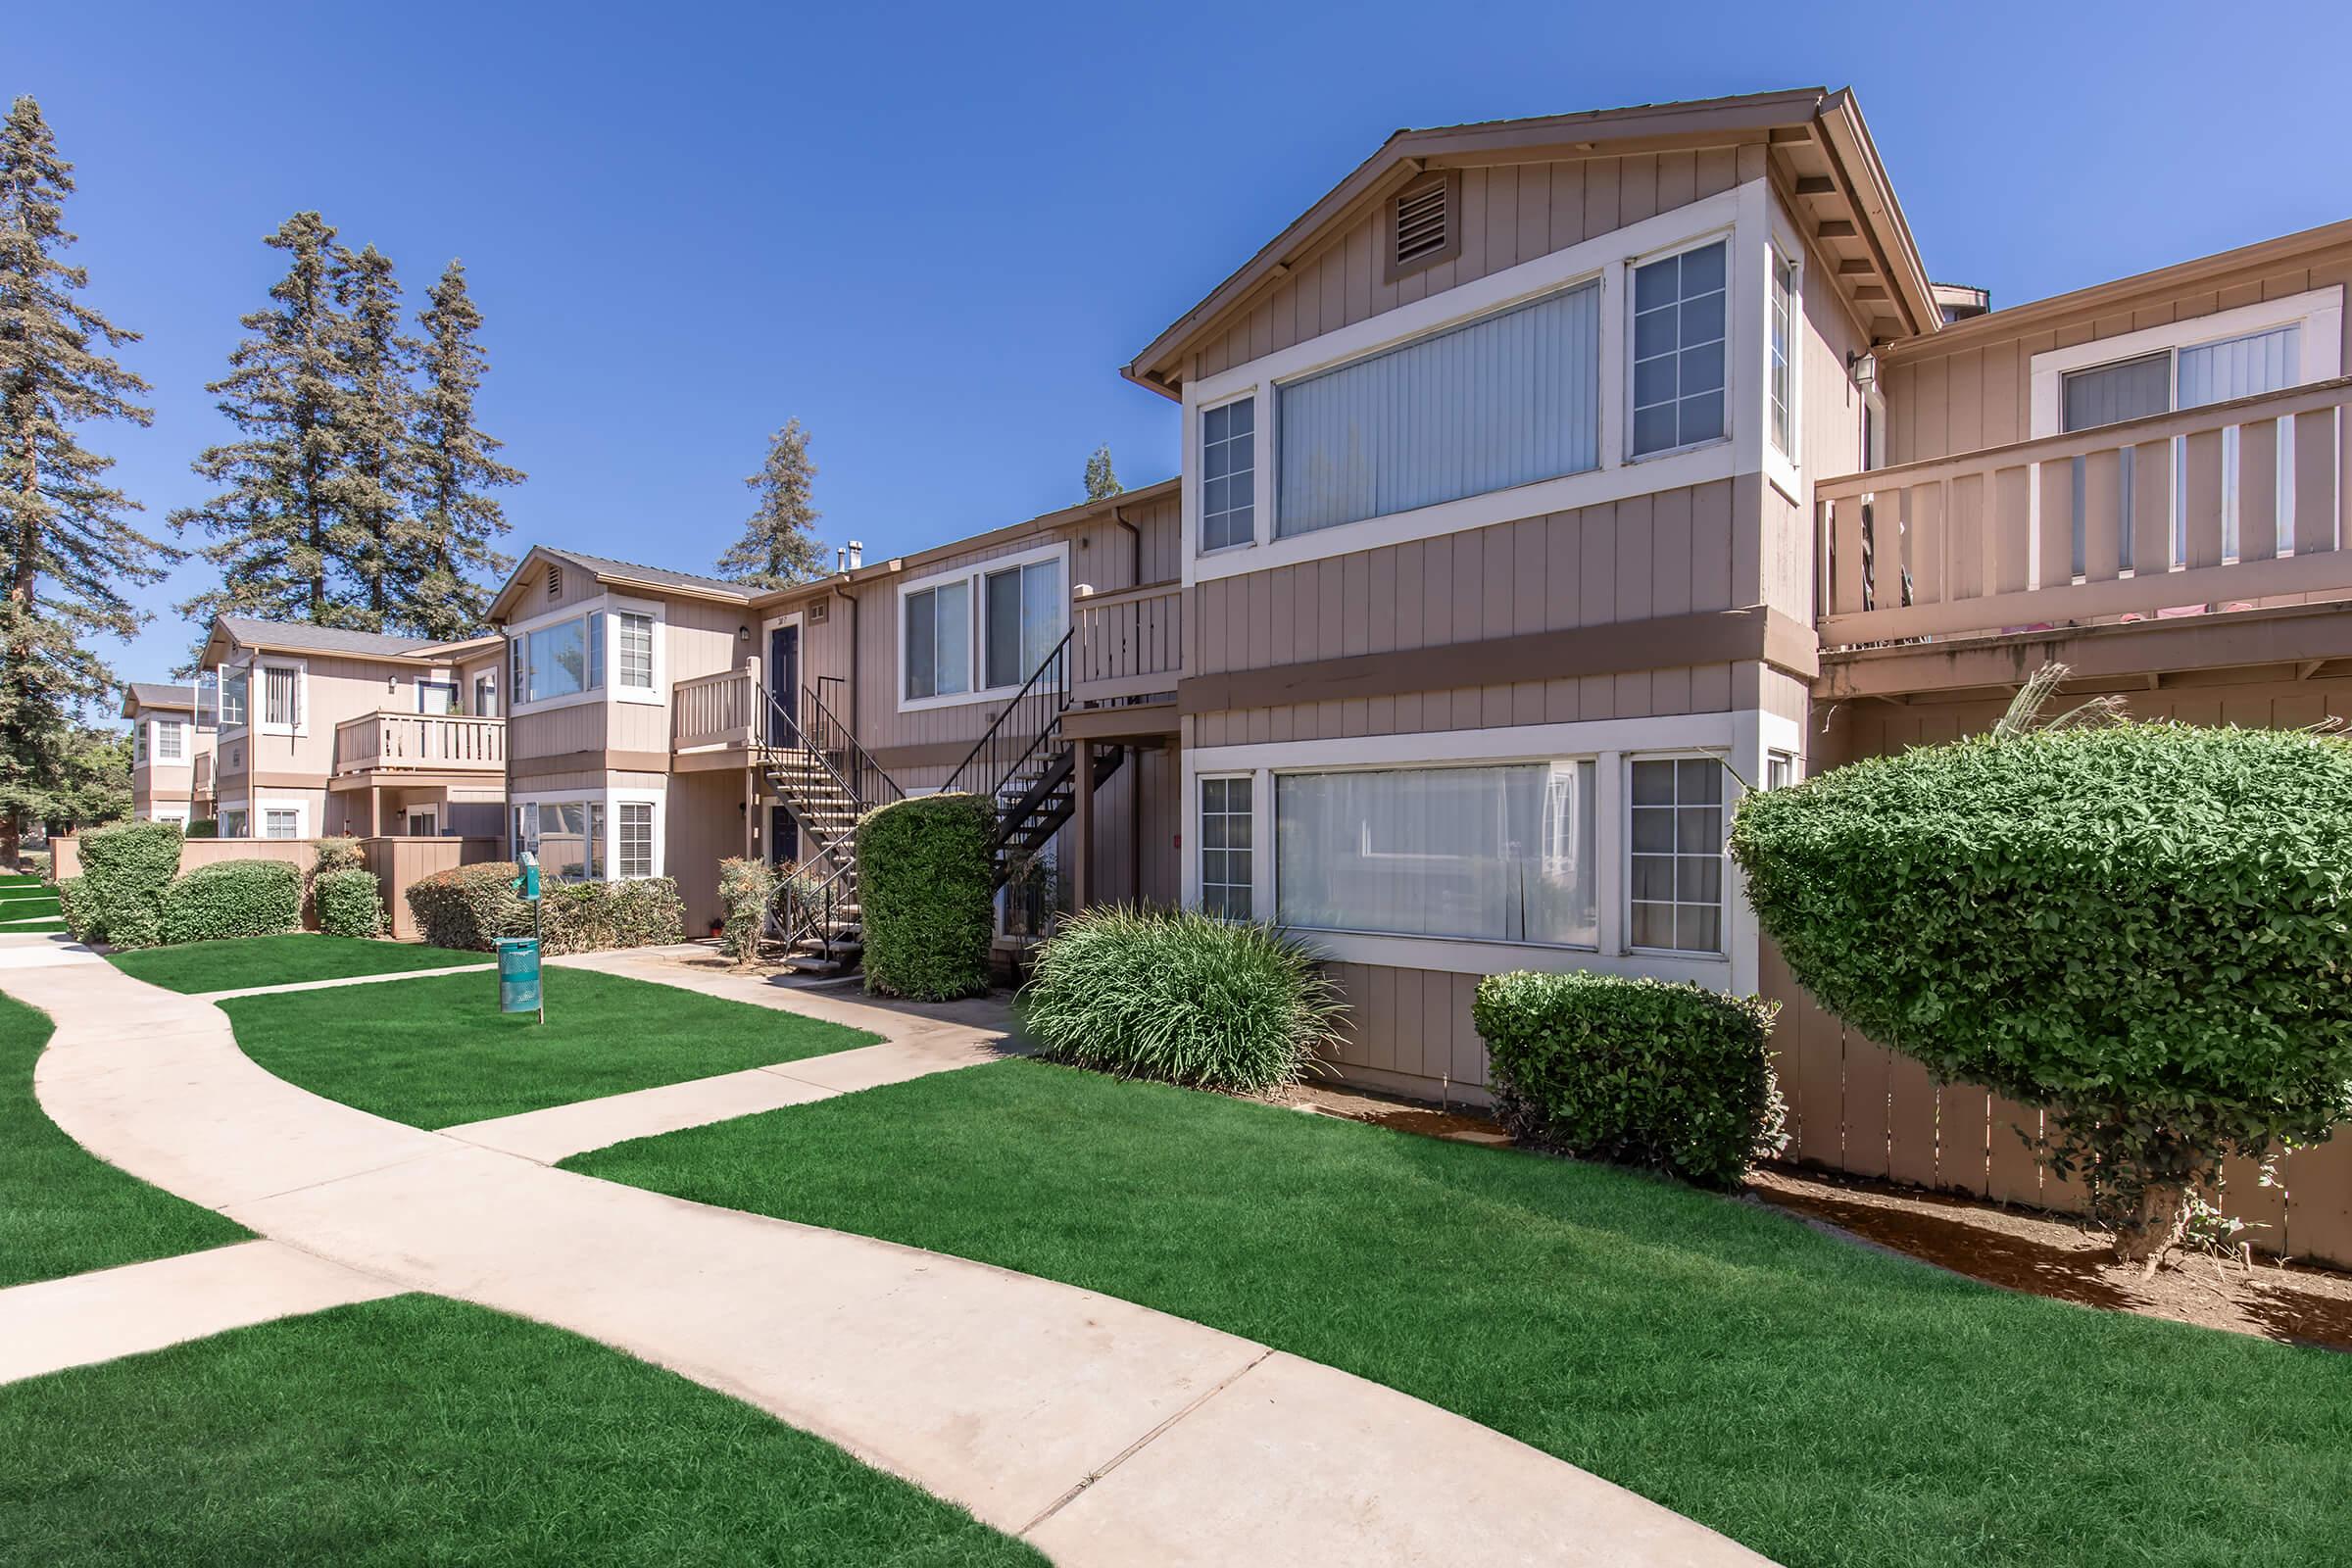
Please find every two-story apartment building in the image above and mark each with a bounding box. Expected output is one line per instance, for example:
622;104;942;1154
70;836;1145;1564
122;682;214;824
195;616;508;841
475;84;2349;1111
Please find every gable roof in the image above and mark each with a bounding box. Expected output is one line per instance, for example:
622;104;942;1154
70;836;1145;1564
122;681;198;715
486;545;758;622
1123;86;1937;395
201;616;503;669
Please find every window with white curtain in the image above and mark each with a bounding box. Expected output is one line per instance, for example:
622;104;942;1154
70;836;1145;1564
1275;283;1600;539
1200;776;1253;920
262;665;300;728
1628;758;1725;954
617;803;654;879
1631;240;1728;457
1274;762;1597;946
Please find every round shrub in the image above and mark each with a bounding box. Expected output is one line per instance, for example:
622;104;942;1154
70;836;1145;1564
1018;906;1347;1094
74;820;183;949
1729;721;2352;1257
315;867;385;939
406;861;525;951
312;836;365;875
161;858;303;944
856;793;996;1001
1473;971;1784;1189
717;858;773;965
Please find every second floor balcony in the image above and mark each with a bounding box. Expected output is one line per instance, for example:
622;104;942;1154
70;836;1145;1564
331;711;506;779
1817;377;2352;655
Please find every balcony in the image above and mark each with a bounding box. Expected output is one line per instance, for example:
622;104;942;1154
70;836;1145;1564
1817;377;2352;652
672;662;762;753
331;712;506;779
1071;581;1183;705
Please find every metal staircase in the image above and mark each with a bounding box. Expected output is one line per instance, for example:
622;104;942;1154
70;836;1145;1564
943;632;1125;905
759;681;901;975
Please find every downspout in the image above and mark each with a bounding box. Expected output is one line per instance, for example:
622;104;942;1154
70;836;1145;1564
1112;506;1141;585
833;578;858;735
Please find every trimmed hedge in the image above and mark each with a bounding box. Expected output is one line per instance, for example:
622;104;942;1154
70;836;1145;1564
406;862;526;951
74;820;183;949
1729;720;2352;1250
313;837;365;875
160;859;303;945
183;819;219;840
1474;971;1785;1190
717;858;773;965
315;868;386;940
55;877;94;942
1019;906;1346;1094
856;794;996;1001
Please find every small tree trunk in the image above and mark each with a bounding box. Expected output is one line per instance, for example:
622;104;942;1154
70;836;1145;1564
2113;1183;2189;1271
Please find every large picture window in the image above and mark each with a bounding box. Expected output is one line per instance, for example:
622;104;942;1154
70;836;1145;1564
517;800;605;882
901;547;1065;707
1628;758;1725;955
518;613;602;704
1275;762;1597;947
1275;284;1599;539
1631;239;1728;457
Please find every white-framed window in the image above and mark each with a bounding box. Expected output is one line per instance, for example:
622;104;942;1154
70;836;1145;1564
262;804;304;840
1200;395;1255;552
155;718;185;761
220;668;248;728
472;671;498;717
516;800;605;881
1630;237;1729;458
1765;751;1796;792
259;662;305;734
898;543;1067;710
132;723;147;765
519;613;599;703
1274;761;1598;948
1199;775;1253;919
617;802;655;879
219;808;249;838
1768;248;1797;460
616;612;655;691
417;679;459;715
1627;757;1726;955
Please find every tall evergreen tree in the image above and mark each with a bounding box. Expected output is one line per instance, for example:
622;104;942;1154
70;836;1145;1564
0;96;176;865
1083;443;1121;502
172;211;365;629
330;242;416;631
716;418;824;588
405;259;518;638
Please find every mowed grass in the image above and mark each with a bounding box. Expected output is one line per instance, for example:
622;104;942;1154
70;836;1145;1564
110;934;489;993
0;1294;1044;1567
0;990;250;1288
569;1058;2352;1568
226;967;877;1128
0;880;63;929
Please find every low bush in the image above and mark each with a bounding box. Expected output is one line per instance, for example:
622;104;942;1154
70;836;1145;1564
24;852;51;879
717;858;773;965
312;837;365;875
1018;906;1347;1094
56;877;97;943
161;859;303;945
74;820;183;949
539;877;685;956
607;876;684;949
856;794;995;1001
182;819;218;840
315;868;386;940
1474;971;1784;1190
406;862;525;951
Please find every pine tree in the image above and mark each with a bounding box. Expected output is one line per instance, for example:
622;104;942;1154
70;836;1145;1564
330;242;416;631
716;418;825;588
1083;443;1121;502
172;211;365;630
405;260;519;639
0;96;176;865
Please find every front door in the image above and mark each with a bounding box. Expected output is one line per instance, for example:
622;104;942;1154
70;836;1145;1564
768;625;800;742
769;805;800;867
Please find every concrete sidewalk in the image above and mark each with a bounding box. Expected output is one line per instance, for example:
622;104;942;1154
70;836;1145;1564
2;950;1775;1568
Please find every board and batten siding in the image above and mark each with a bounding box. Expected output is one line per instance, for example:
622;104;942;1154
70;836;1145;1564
1194;146;1770;381
1879;236;2352;466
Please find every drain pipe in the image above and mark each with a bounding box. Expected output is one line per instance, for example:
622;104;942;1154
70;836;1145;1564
1112;505;1141;584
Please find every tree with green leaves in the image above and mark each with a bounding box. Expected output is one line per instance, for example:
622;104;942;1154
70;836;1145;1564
404;260;519;639
172;211;361;630
1083;443;1121;502
331;241;416;631
0;96;177;867
43;722;129;832
717;417;825;588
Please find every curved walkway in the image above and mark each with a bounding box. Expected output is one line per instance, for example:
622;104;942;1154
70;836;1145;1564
1;938;1772;1568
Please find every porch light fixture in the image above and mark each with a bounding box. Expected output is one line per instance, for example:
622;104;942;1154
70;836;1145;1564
1846;350;1878;392
738;625;751;643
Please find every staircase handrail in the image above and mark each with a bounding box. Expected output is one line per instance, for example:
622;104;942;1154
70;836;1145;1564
942;631;1073;808
773;852;858;953
800;679;905;816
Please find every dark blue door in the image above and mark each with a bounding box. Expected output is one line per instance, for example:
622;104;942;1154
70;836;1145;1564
768;625;800;737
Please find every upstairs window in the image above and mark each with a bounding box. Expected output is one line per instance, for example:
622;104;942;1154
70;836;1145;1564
518;612;604;704
902;546;1065;706
1631;239;1729;457
220;670;248;727
1769;249;1798;459
156;718;185;761
262;664;302;729
981;558;1064;691
1200;397;1255;552
904;579;971;701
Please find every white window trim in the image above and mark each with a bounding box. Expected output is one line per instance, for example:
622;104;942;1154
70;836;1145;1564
1624;750;1735;960
509;783;667;882
894;539;1072;713
1761;194;1807;504
1183;180;1765;588
255;797;309;840
1623;226;1740;466
217;803;250;838
256;658;308;738
1196;390;1260;558
148;805;191;826
507;594;631;717
610;596;666;707
214;658;253;736
2026;284;2344;438
1183;708;1800;993
151;716;188;764
405;807;440;836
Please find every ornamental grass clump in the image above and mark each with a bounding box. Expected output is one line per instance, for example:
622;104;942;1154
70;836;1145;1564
1730;686;2352;1264
1018;906;1346;1095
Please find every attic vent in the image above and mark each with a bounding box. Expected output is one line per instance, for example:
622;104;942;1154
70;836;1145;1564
1394;176;1450;270
547;564;562;599
807;599;829;625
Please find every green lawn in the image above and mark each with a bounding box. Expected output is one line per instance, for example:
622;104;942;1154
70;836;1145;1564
110;934;489;993
569;1058;2352;1568
225;967;878;1128
0;884;63;927
0;990;250;1288
0;1293;1043;1567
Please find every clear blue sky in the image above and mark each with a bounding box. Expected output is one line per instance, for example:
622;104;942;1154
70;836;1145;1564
18;0;2352;699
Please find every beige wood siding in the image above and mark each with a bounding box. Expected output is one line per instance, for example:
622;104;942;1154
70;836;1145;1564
1321;963;1493;1104
667;769;749;933
1881;237;2352;465
510;701;608;762
1194;146;1766;381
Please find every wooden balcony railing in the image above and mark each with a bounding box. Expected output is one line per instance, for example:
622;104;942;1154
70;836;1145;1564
1072;581;1183;703
1818;377;2352;650
672;660;760;750
331;712;506;776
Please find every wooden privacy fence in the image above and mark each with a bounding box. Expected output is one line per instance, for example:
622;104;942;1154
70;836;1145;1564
1762;945;2352;1269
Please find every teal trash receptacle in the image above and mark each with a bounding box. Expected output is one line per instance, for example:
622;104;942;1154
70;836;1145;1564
498;937;542;1015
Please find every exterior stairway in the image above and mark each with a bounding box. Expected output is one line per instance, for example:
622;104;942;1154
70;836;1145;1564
944;631;1123;911
760;684;900;976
